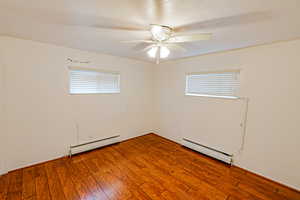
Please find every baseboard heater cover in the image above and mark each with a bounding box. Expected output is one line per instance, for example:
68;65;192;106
182;138;233;164
69;135;120;156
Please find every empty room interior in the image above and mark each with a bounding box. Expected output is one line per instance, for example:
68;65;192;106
1;0;300;200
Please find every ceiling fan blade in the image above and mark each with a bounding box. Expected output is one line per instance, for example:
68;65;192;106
91;24;147;31
173;11;272;32
142;44;156;52
60;13;149;31
131;43;149;51
121;40;155;44
165;43;187;52
132;43;157;52
167;33;212;43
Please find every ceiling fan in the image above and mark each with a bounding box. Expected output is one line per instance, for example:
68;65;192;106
49;9;269;63
122;24;212;63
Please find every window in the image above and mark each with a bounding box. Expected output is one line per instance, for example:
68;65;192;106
69;68;120;94
185;71;240;99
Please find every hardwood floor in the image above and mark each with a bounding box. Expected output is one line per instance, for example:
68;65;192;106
1;133;299;200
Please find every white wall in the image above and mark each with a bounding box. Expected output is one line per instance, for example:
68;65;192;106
0;36;154;172
154;39;300;190
0;37;6;174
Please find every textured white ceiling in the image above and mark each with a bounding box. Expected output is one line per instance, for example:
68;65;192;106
0;0;299;62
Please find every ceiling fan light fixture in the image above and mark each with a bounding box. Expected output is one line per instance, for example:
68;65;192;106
147;46;158;58
151;25;162;34
160;46;170;58
147;46;170;59
150;24;172;41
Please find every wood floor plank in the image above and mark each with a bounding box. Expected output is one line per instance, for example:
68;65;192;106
65;160;109;200
82;155;134;200
238;182;289;200
22;167;36;199
140;182;166;200
120;175;152;200
6;170;23;200
35;166;51;200
101;147;145;186
4;133;300;200
97;172;132;200
44;161;67;200
0;176;7;200
135;154;191;193
0;174;9;200
112;146;166;192
54;160;80;200
277;187;300;200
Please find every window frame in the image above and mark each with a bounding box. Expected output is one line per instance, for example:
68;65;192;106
185;70;240;100
68;66;121;95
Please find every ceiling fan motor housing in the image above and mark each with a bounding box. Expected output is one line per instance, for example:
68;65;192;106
150;24;173;41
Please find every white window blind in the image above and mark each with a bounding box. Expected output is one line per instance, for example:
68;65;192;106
69;69;120;94
185;71;240;99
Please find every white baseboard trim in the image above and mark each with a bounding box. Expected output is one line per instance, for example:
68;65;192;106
70;135;121;156
182;138;232;164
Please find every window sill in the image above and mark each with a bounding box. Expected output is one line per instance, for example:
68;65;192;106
69;92;120;95
185;93;239;100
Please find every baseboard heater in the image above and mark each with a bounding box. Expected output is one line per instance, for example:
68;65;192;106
69;135;120;157
182;138;233;164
